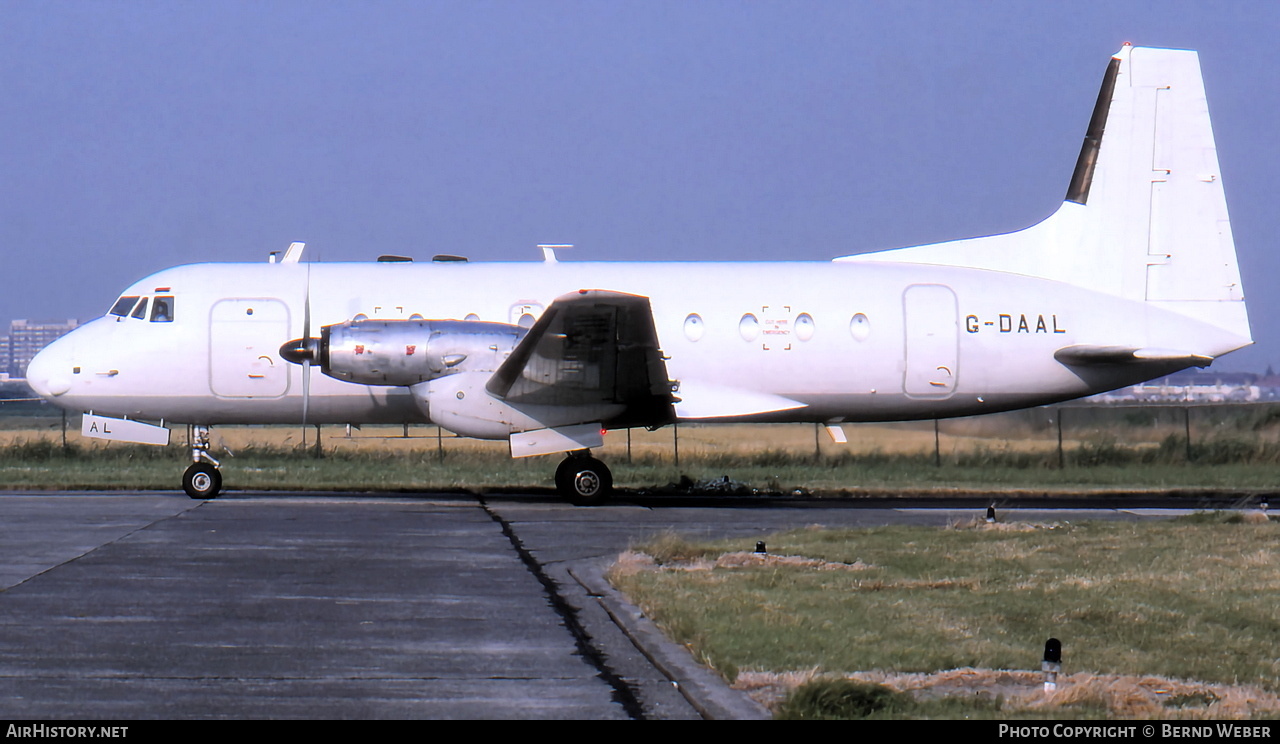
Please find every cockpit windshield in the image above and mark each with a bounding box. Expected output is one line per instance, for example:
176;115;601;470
107;295;176;322
109;296;140;317
150;296;174;322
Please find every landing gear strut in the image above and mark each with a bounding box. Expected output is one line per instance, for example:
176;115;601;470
183;425;222;499
555;451;612;505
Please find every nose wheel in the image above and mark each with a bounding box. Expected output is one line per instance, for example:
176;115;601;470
555;454;612;505
183;424;223;499
183;462;222;499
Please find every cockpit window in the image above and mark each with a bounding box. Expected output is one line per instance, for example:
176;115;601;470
109;296;140;317
130;297;149;320
150;296;174;322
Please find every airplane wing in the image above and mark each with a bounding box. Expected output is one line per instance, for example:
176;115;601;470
1054;345;1213;368
485;290;676;428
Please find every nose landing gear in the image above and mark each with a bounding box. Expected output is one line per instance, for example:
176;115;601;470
183;462;222;499
183;425;222;499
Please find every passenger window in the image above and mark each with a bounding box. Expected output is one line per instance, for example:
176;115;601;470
110;296;140;317
131;297;149;319
150;296;174;322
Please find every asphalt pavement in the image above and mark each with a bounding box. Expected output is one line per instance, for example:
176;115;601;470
0;490;1207;719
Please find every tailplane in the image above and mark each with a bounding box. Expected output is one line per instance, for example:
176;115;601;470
837;45;1250;345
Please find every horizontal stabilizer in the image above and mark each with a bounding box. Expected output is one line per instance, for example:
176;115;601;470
1054;345;1212;368
673;381;806;420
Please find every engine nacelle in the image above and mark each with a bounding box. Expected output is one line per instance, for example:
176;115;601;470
411;372;624;440
320;319;525;386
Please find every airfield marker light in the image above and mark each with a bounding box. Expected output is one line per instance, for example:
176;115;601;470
755;541;767;555
985;504;997;523
1042;638;1062;693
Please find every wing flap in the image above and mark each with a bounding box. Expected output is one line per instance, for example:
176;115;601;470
509;423;604;458
672;381;806;420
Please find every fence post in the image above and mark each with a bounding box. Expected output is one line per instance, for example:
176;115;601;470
1057;408;1064;469
1184;406;1193;462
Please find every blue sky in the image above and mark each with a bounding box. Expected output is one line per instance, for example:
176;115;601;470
3;1;1277;371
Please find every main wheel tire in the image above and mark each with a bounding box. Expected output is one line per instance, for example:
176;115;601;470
555;456;612;505
183;463;222;500
554;458;577;495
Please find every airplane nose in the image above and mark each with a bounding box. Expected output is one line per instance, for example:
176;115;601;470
26;342;72;399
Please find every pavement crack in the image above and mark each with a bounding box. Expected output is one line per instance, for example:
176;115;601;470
479;495;646;720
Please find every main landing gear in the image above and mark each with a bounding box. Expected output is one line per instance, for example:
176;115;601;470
555;451;612;505
177;426;608;503
183;424;223;499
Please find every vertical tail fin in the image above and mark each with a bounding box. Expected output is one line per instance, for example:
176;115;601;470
1078;46;1246;315
837;45;1251;344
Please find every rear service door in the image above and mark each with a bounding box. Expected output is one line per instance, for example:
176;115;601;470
903;285;958;398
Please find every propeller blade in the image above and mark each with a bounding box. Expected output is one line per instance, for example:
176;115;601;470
301;357;311;439
301;263;312;438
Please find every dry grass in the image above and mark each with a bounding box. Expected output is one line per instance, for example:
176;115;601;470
713;552;874;572
0;420;1091;458
10;402;1280;466
735;668;1280;719
1242;510;1271;525
610;550;661;577
947;517;1067;532
8;417;1280;493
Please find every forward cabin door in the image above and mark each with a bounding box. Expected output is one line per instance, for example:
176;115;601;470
209;298;291;398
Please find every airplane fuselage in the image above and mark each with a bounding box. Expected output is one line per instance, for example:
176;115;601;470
29;258;1238;431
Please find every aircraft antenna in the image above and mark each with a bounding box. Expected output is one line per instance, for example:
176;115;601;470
282;241;306;263
538;244;572;263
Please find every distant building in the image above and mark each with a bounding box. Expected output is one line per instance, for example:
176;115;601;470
5;319;79;379
1092;368;1264;403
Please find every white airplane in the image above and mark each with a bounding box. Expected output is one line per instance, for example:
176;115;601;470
26;45;1250;503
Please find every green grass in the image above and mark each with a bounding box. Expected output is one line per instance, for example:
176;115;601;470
776;679;913;720
2;439;1280;493
0;440;541;491
610;515;1280;718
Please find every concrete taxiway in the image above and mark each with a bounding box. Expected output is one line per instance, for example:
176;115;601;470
0;491;1213;719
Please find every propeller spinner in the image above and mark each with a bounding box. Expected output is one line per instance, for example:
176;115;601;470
279;336;323;365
